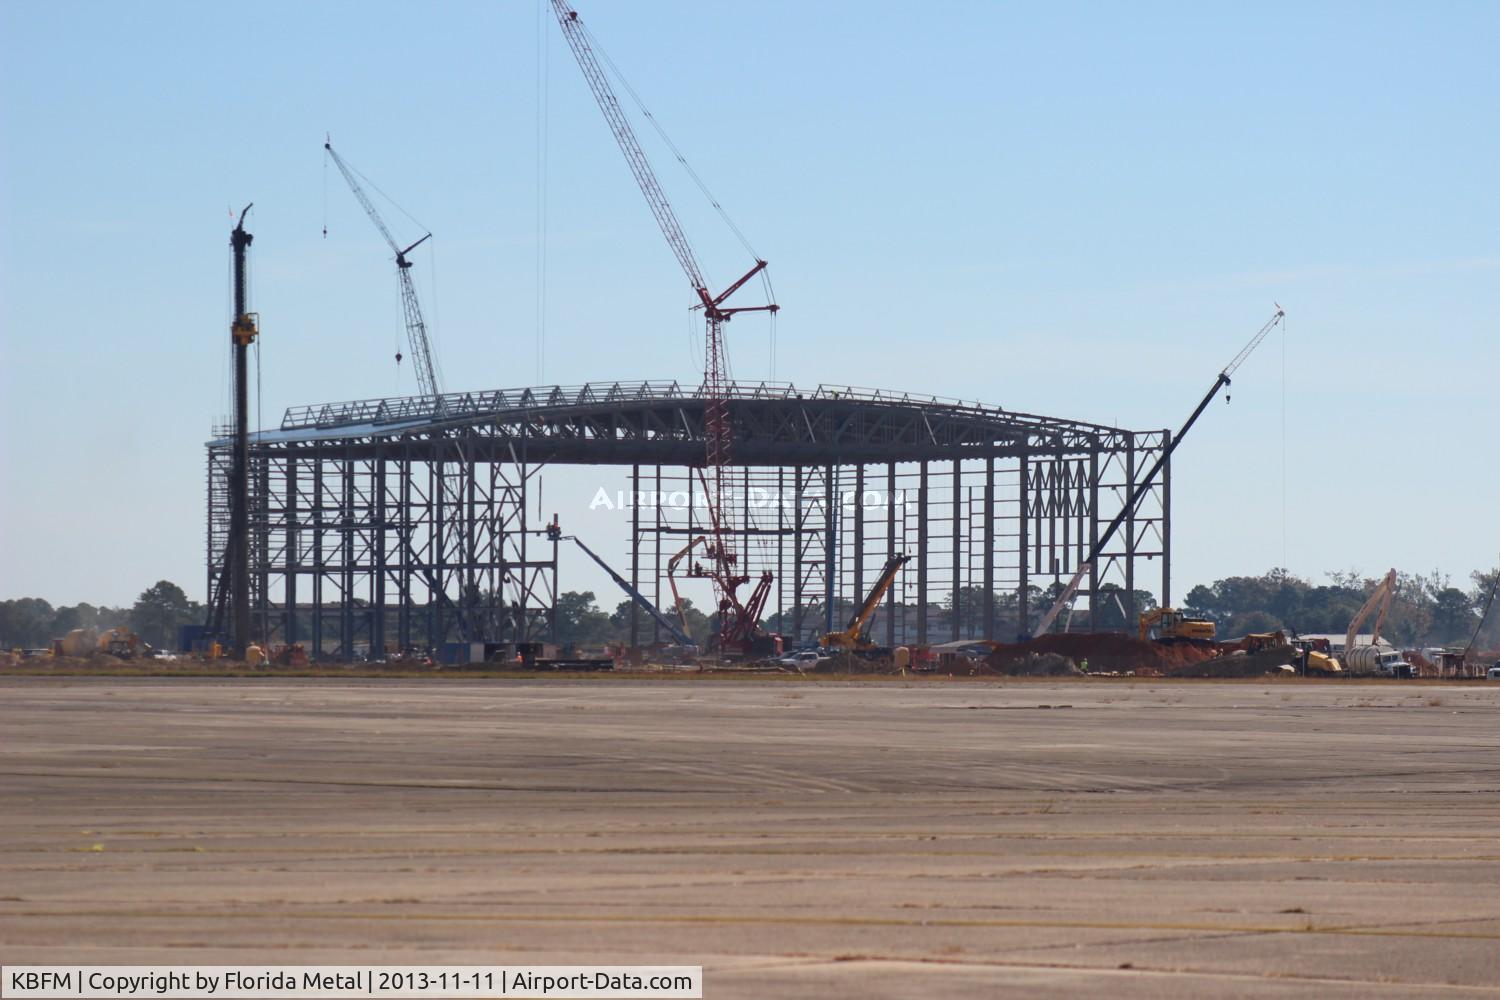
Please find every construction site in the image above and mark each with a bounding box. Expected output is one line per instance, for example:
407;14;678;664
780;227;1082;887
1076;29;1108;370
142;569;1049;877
5;4;1500;998
179;4;1492;683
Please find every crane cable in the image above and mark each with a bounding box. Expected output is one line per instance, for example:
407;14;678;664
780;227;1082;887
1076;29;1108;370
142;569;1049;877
427;239;446;391
571;11;780;387
536;0;550;383
322;144;435;389
1281;311;1288;571
1466;560;1499;660
578;20;761;267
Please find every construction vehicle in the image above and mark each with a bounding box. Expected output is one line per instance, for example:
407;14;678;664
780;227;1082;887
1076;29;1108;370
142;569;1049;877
1291;637;1342;674
820;554;912;651
552;2;780;657
551;518;699;649
1031;307;1285;638
665;535;709;643
100;627;146;658
1340;569;1413;676
271;644;309;667
52;628;98;658
1138;608;1217;644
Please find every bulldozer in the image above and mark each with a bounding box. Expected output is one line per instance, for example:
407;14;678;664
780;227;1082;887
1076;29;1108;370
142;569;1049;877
1138;608;1217;644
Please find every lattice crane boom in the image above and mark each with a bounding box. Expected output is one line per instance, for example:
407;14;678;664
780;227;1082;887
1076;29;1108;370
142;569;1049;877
1030;307;1286;638
325;140;442;398
551;1;779;653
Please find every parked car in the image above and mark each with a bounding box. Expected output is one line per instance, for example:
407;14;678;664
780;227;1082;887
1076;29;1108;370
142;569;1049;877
778;650;823;670
1487;665;1500;681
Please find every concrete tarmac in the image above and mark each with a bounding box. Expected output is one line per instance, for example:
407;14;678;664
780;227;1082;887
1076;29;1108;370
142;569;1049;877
2;677;1499;997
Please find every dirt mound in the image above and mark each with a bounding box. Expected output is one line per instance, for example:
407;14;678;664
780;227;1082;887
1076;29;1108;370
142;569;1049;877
986;633;1217;674
812;651;894;674
1169;644;1299;678
994;652;1083;676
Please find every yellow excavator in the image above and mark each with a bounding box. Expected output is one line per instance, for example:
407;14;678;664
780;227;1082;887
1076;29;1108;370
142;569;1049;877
1138;607;1217;644
820;554;911;651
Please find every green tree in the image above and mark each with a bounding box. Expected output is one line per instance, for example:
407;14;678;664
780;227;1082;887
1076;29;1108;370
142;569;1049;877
1471;566;1500;649
0;597;55;648
554;591;612;645
129;581;198;649
1428;587;1478;645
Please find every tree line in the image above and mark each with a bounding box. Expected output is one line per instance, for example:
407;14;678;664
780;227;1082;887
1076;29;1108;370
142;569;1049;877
0;581;200;651
555;565;1499;649
4;564;1495;652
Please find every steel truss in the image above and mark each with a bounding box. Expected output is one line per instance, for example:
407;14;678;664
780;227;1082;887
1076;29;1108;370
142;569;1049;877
208;381;1168;654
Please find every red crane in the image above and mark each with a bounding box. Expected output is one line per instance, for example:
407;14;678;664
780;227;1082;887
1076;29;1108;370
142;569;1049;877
551;1;780;653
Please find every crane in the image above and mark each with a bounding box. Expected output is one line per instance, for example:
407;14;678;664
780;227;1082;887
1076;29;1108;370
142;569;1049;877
821;554;912;651
1030;306;1286;638
324;139;442;398
550;2;780;654
1345;568;1398;654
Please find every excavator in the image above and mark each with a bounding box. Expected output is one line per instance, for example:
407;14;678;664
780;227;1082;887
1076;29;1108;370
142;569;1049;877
1341;569;1413;676
820;554;912;651
1138;608;1217;644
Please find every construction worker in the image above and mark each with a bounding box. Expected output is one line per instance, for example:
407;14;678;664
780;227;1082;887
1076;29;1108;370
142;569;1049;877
1080;657;1089;674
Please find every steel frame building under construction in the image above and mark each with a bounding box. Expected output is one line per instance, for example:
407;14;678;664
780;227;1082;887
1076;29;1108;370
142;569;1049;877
206;380;1171;657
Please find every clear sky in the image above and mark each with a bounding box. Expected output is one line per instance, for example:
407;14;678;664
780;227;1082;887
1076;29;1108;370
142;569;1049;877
1;1;1496;609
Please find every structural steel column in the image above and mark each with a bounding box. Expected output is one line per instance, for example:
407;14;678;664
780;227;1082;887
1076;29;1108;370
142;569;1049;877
917;460;928;644
1088;445;1100;632
464;435;477;643
398;449;411;651
312;458;324;656
792;466;803;641
1162;431;1172;607
341;453;355;658
983;456;995;639
1125;436;1136;622
776;467;785;629
951;459;961;641
886;463;897;647
653;465;662;645
1017;449;1029;640
824;465;835;636
853;465;864;620
373;447;386;656
285;449;298;646
630;464;641;647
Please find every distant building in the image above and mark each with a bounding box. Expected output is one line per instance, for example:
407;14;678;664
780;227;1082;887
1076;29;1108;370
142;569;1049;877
1297;633;1392;655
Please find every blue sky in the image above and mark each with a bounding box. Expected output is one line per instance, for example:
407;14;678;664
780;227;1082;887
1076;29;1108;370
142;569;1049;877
2;1;1496;608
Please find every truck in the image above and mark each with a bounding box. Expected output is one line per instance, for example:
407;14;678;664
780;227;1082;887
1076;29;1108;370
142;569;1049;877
1341;645;1414;678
